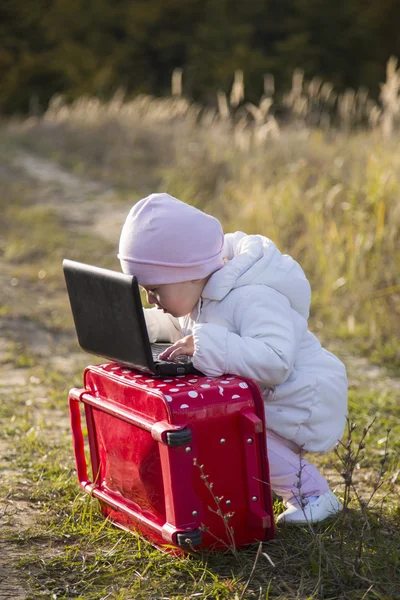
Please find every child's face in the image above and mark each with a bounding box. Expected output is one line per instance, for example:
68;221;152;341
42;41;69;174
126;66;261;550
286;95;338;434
142;280;205;318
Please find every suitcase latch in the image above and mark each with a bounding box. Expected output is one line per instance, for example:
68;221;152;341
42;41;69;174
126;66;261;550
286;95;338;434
151;420;192;446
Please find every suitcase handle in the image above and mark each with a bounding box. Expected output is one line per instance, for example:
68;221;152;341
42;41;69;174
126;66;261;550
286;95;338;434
68;388;203;546
69;387;189;441
69;390;91;489
240;409;272;529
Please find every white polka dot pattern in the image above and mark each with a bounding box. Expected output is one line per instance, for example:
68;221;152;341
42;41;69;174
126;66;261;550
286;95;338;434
95;366;256;417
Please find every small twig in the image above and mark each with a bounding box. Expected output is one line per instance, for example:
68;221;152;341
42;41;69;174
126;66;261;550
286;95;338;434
361;584;374;599
334;418;392;574
193;459;238;558
365;428;391;507
239;541;262;600
334;418;376;563
291;450;344;591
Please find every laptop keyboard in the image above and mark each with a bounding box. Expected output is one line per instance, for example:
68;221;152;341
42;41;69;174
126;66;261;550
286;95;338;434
152;343;190;364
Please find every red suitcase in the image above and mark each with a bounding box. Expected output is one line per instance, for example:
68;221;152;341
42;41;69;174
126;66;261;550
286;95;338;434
69;362;275;550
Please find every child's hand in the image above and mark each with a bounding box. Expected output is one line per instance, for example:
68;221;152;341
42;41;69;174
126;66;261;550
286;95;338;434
158;335;194;360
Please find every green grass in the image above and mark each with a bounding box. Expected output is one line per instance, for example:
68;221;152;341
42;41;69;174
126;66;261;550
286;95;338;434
1;101;400;598
2;390;400;599
1;362;399;598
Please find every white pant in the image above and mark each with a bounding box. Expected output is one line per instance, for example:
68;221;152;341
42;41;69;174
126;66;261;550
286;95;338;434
267;430;330;504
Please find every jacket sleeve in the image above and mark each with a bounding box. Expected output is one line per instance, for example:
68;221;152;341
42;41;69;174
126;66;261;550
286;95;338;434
192;287;303;383
143;308;183;343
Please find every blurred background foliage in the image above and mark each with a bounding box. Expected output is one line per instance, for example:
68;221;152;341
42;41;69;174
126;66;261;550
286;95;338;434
1;0;400;114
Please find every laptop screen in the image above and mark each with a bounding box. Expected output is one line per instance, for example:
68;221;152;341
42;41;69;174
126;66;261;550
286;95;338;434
63;259;155;371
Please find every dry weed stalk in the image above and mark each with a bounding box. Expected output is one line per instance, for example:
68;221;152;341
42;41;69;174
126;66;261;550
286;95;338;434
338;89;356;132
380;56;400;139
230;70;245;108
192;461;277;597
217;90;231;122
289;452;344;595
238;541;263;600
171;68;183;97
263;73;275;98
193;458;238;558
245;97;280;144
288;422;392;594
215;69;281;146
42;58;400;144
44;91;195;127
283;69;309;121
334;418;391;573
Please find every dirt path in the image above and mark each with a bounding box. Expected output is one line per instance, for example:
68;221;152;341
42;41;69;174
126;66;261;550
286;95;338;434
0;150;134;598
12;150;130;243
1;149;399;598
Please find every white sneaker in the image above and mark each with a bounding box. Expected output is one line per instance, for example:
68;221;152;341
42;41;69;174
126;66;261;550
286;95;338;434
276;491;343;525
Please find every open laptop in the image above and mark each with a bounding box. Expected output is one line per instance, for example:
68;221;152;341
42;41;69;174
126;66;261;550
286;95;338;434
62;259;200;376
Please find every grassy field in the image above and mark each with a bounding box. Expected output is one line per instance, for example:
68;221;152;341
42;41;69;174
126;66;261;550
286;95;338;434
0;86;399;599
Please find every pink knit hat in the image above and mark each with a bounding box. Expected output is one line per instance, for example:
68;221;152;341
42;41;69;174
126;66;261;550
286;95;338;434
118;193;225;285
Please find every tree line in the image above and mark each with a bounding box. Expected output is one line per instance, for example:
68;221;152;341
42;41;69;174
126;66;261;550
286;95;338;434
1;0;399;114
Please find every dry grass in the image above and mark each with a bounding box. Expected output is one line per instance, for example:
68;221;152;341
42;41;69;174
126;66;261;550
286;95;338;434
9;59;400;365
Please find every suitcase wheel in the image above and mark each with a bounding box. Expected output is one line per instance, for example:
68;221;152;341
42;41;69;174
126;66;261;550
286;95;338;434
176;529;202;548
165;428;192;446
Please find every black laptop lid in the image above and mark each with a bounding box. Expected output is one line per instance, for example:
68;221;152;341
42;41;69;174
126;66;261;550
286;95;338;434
62;259;155;371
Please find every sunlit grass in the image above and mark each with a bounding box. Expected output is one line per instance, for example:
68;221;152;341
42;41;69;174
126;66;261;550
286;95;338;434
6;93;400;366
1;77;400;598
3;400;400;599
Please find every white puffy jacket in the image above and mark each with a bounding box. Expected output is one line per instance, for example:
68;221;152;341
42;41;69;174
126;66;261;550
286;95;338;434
144;232;348;452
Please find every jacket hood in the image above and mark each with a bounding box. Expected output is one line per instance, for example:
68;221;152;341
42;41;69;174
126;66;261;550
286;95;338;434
202;231;311;319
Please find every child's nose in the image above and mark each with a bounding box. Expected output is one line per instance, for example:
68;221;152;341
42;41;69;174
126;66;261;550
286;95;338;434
147;291;155;304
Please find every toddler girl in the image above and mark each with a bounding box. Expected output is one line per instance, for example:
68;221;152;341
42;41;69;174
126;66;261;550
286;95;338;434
118;193;348;524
